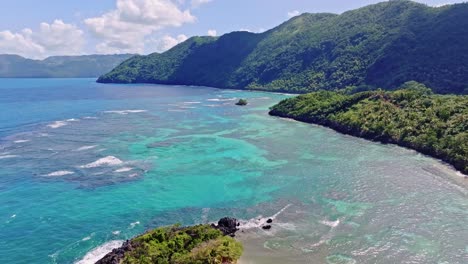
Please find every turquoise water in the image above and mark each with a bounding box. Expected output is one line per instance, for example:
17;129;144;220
0;79;466;263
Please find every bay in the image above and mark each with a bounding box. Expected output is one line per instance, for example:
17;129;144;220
0;79;466;264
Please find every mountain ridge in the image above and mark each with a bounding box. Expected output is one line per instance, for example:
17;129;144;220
0;54;135;78
98;0;468;94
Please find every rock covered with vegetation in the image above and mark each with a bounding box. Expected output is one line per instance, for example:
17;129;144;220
97;220;243;264
98;1;468;95
269;82;468;174
235;99;248;106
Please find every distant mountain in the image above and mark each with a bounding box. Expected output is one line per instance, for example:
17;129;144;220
98;0;468;94
0;54;134;78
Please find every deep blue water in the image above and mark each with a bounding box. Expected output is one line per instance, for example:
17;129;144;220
0;79;466;264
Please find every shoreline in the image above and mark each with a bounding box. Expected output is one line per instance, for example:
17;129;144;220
96;79;304;95
274;116;468;179
270;112;468;176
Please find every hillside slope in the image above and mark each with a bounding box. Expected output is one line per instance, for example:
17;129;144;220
98;0;468;94
269;82;468;174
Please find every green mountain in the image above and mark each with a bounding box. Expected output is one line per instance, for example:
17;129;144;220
0;54;134;78
98;0;468;95
269;81;468;174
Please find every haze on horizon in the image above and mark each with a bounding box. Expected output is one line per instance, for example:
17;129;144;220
0;0;465;59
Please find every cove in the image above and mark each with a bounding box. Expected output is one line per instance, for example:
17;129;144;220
0;79;466;264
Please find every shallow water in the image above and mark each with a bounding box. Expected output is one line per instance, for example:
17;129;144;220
0;79;466;263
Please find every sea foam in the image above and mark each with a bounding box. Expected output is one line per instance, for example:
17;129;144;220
104;110;147;115
0;154;18;159
239;204;291;229
206;98;236;102
75;240;124;264
80;156;123;168
320;219;341;228
114;167;133;173
129;221;140;229
14;140;30;143
76;145;97;151
47;121;68;129
46;171;75;177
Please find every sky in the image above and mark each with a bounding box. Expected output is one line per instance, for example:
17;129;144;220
0;0;464;59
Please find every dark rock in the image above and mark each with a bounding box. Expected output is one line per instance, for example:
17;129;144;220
96;240;134;264
214;217;239;236
266;218;273;224
262;225;272;230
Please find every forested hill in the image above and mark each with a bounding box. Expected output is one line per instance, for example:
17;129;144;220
98;0;468;95
0;54;134;78
269;81;468;174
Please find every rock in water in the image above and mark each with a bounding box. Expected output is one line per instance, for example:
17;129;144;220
213;217;239;237
266;218;273;224
262;225;272;230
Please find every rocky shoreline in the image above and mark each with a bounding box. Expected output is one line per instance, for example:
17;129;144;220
96;217;268;264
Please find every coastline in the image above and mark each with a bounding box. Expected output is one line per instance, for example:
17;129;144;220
96;78;305;95
269;112;468;176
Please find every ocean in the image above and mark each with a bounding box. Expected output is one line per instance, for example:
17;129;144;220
0;79;466;263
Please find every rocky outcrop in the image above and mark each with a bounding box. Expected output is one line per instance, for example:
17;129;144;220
95;240;134;264
97;217;240;264
212;217;239;237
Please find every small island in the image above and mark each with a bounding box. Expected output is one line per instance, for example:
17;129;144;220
235;99;248;106
269;82;468;174
97;218;243;264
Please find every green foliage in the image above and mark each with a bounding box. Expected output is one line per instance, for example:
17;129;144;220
235;99;248;106
122;225;243;264
99;1;468;95
0;54;134;78
270;81;468;174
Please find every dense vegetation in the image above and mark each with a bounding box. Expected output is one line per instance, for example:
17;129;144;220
269;82;468;174
99;0;468;95
0;54;133;78
99;225;243;264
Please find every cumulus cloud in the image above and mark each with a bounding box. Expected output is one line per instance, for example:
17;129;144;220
146;34;188;53
0;20;84;59
287;10;300;18
207;29;217;37
191;0;212;8
85;0;196;54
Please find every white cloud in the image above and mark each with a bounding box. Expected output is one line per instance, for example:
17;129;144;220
207;29;217;37
0;20;84;59
146;34;188;53
432;3;450;7
287;10;300;18
191;0;212;8
239;28;265;34
85;0;196;54
35;20;84;55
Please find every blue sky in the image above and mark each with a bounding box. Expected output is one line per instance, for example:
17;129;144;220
0;0;464;59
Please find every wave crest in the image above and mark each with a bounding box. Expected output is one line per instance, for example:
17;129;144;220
75;240;124;264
